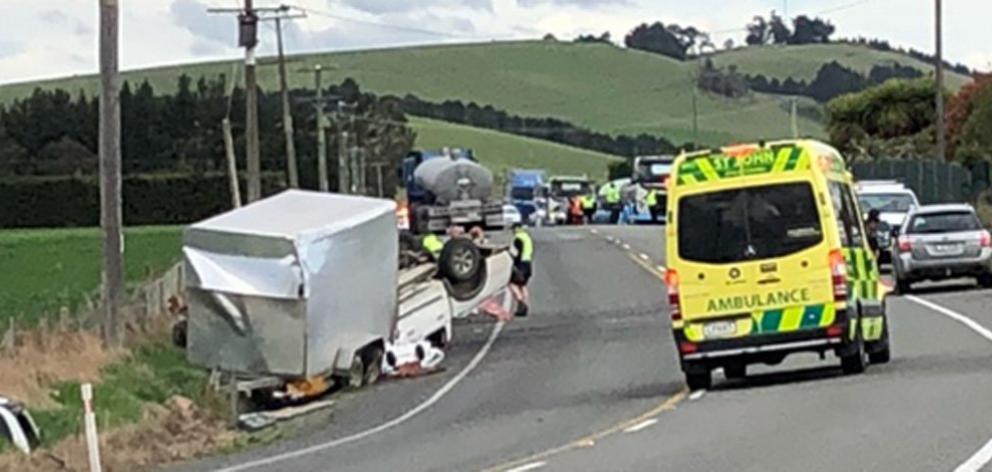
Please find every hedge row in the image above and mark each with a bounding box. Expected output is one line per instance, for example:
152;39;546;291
0;173;286;228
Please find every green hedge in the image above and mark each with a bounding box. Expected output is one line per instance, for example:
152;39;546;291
0;173;286;228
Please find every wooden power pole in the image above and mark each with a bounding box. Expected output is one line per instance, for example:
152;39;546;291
99;0;124;347
935;0;946;161
263;5;306;188
314;66;329;192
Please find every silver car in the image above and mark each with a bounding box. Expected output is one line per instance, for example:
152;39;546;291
892;204;992;293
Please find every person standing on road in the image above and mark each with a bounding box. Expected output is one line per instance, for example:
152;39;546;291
601;181;622;224
510;223;534;317
580;191;597;224
865;209;881;260
645;188;661;223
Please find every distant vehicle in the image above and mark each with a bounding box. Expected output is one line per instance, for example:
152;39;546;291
401;148;505;234
891;203;992;293
502;203;522;226
625;156;675;224
857;181;920;263
506;169;548;226
547;175;593;225
666;140;889;390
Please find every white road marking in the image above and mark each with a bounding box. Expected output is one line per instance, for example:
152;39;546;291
955;438;992;472
606;236;615;242
216;322;506;472
639;253;649;260
590;229;599;235
622;418;658;433
656;265;667;273
906;295;992;342
905;295;992;472
505;461;548;472
622;243;631;250
688;389;706;401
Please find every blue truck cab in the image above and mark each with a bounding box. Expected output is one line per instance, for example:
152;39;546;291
507;169;548;225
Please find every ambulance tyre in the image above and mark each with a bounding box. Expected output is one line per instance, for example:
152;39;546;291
724;363;746;380
868;318;891;364
684;369;711;391
840;331;867;375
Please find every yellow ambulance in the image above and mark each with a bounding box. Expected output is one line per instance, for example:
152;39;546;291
665;140;889;390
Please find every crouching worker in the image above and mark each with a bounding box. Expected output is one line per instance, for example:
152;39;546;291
510;223;534;317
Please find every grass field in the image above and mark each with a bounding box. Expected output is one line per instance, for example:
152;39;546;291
0;226;183;326
410;116;621;180
711;43;971;90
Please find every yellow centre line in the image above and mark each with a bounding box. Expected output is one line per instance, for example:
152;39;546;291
481;245;682;472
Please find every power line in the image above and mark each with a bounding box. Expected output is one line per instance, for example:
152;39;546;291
295;5;498;40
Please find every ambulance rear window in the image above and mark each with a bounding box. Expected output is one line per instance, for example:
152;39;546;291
678;182;823;263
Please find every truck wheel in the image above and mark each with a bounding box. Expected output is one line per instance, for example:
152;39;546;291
840;332;867;375
685;371;711;390
363;347;384;386
439;238;482;283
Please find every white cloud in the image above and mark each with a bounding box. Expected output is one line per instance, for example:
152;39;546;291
0;0;988;86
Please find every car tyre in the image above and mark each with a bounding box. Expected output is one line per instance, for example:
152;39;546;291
363;347;384;387
439;238;482;284
978;272;992;289
685;370;711;390
840;330;867;375
724;364;746;380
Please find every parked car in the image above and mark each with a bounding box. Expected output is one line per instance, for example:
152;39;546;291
892;203;992;293
502;203;522;226
857;181;920;264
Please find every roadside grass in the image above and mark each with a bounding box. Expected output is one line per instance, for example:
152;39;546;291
0;226;184;326
410;116;622;181
29;337;217;447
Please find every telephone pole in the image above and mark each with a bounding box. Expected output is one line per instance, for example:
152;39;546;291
934;0;946;161
209;1;289;202
261;5;306;188
314;66;328;192
99;0;123;347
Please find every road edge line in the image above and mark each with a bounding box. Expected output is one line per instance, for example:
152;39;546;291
217;322;506;472
905;295;992;472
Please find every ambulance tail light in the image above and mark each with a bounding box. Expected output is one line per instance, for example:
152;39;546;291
678;341;697;354
826;325;844;337
829;249;847;303
665;269;681;321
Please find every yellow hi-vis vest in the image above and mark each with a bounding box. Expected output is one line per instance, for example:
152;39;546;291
645;189;658;207
422;234;444;259
581;194;596;209
514;229;534;263
605;185;621;204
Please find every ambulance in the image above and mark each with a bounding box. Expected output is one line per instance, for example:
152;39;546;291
665;140;890;390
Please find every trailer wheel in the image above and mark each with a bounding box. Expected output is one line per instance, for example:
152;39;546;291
347;355;365;389
439;238;482;283
363;347;384;386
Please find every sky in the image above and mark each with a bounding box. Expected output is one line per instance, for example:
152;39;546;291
0;0;989;85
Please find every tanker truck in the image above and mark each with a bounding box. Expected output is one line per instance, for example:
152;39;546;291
401;148;506;234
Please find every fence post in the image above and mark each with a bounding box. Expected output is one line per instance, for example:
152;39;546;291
82;383;103;472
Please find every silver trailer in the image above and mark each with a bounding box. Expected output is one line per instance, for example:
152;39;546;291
183;190;397;386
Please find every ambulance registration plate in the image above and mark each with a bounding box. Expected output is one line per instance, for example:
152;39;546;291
703;320;737;339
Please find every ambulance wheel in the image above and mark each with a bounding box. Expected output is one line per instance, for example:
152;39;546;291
685;370;711;391
868;320;891;364
724;363;746;380
363;347;384;386
840;333;867;375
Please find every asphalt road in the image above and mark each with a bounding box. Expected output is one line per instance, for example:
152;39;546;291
174;226;992;472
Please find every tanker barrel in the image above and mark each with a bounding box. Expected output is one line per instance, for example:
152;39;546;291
413;158;493;204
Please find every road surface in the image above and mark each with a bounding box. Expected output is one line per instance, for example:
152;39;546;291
174;226;992;472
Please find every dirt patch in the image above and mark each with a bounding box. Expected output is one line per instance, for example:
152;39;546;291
0;395;234;472
0;329;120;409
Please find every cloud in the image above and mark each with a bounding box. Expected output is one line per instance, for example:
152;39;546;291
39;8;91;37
0;39;23;60
339;0;493;15
169;0;235;53
517;0;629;7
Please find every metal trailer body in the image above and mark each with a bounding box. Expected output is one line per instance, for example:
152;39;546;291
183;190;398;380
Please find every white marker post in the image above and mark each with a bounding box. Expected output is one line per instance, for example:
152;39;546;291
81;383;103;472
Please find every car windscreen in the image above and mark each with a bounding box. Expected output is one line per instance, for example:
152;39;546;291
907;211;982;234
511;187;534;200
678;182;823;263
857;193;915;213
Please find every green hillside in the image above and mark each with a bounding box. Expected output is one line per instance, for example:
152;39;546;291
711;43;970;89
410;116;621;180
0;40;969;146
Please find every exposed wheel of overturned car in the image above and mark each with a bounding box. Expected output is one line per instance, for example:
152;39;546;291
439;238;482;283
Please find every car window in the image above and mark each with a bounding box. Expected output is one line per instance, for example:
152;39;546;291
857;193;916;213
908;211;981;234
678;182;823;263
511;187;534;200
828;182;851;247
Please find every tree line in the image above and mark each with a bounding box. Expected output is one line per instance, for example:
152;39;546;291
390;95;685;157
0;75;413;189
